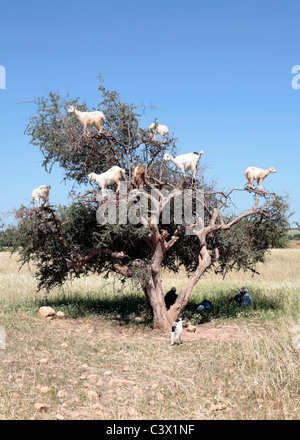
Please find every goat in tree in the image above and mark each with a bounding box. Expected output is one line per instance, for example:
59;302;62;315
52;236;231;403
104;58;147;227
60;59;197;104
32;185;51;207
164;151;203;179
244;166;276;190
67;106;105;134
88;166;126;197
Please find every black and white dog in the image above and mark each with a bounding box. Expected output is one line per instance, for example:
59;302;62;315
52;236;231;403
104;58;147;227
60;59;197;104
171;318;184;345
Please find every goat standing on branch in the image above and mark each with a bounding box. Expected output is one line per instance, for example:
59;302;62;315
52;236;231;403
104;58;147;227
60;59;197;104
32;185;51;207
148;123;169;143
164;151;203;179
67;106;105;135
244;166;276;190
88;166;126;197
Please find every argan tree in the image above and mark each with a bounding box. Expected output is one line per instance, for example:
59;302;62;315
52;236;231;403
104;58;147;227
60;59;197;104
16;78;289;331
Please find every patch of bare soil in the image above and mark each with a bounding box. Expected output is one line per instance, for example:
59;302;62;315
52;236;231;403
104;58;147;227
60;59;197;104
50;317;269;345
181;321;269;343
147;321;270;344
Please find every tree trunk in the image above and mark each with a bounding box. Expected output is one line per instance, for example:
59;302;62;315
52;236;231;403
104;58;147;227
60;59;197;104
141;237;174;332
144;279;172;331
168;244;212;324
140;236;213;332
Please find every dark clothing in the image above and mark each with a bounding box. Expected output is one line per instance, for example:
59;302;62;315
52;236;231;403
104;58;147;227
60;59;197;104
165;290;178;309
232;292;252;307
197;300;212;311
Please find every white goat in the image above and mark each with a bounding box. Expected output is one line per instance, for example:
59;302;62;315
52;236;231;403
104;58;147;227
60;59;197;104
244;166;276;190
171;318;184;345
32;185;51;207
88;166;126;197
67;106;105;134
164;151;203;179
148;123;169;142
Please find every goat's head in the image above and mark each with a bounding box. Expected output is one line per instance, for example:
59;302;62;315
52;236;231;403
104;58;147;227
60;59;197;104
67;106;76;114
163;153;172;162
269;167;276;173
88;173;96;182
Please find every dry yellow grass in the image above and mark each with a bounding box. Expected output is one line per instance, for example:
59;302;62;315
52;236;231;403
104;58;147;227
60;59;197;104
0;250;299;420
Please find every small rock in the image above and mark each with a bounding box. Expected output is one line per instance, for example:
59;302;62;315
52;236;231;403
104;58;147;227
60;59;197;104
36;358;49;365
92;404;106;411
103;370;113;376
38;306;56;318
128;407;139;417
79;375;86;380
186;324;197;333
55;414;64;420
209;403;227;412
100;349;107;353
123;365;131;372
151;383;159;390
60;343;68;348
86;390;99;400
40;386;51;394
34;403;50;412
56;311;65;318
57;390;66;399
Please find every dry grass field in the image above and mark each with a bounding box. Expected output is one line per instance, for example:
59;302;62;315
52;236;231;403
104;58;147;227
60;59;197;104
0;250;299;420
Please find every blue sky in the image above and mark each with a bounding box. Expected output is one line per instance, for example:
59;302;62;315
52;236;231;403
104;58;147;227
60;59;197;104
0;0;300;225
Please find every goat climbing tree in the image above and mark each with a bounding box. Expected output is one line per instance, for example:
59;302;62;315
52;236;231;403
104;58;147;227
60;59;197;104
16;77;289;331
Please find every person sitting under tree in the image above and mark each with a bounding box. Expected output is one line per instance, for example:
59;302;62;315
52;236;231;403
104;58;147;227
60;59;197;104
230;286;253;307
164;287;178;309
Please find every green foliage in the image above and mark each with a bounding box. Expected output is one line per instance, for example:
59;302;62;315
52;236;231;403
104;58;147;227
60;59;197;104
0;223;18;250
212;197;290;276
15;201;153;290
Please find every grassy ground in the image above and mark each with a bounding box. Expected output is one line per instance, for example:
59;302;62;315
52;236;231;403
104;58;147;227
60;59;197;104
0;250;299;420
